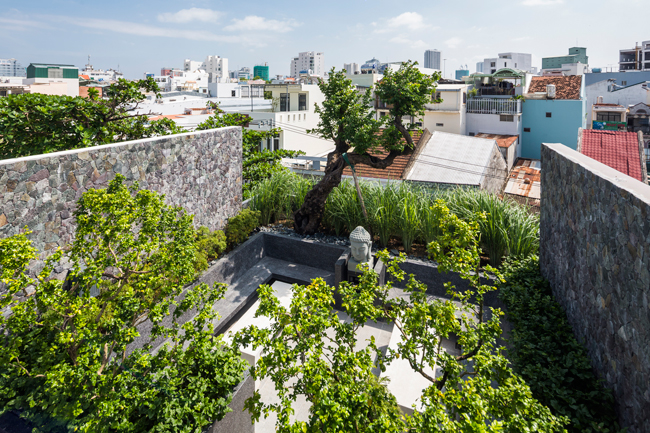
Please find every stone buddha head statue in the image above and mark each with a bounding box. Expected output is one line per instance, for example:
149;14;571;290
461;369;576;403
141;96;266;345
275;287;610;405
349;226;372;267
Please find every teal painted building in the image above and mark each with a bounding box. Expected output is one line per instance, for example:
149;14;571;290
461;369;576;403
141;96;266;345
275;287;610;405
541;47;588;70
521;76;587;160
27;63;78;79
253;65;270;81
455;69;470;80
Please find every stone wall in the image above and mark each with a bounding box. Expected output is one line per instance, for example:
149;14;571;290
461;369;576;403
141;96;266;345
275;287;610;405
0;127;242;277
540;143;650;433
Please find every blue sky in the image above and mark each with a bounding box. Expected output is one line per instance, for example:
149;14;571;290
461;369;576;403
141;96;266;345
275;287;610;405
1;0;648;79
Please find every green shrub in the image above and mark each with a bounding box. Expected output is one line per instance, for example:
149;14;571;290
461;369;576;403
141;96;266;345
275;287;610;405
366;182;398;247
499;256;622;433
193;226;227;272
225;209;261;246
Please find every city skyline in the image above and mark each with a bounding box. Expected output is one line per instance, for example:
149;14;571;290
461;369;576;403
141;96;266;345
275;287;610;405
1;0;648;79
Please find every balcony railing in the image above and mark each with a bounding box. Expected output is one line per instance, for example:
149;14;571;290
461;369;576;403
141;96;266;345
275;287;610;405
478;87;515;96
466;98;521;115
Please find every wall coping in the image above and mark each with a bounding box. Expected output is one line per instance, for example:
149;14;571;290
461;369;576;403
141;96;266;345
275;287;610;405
0;126;240;166
542;142;650;203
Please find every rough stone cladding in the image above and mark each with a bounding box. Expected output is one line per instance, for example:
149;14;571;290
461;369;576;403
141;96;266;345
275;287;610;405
0;127;243;277
540;143;650;433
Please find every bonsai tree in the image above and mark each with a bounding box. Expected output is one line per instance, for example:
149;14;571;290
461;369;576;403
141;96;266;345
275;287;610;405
0;175;247;432
293;61;440;234
236;201;567;432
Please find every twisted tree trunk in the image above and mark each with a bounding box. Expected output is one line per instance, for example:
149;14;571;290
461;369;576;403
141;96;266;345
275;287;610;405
293;131;417;235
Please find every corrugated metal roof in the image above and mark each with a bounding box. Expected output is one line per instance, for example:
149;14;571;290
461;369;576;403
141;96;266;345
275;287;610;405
404;131;498;186
504;158;541;202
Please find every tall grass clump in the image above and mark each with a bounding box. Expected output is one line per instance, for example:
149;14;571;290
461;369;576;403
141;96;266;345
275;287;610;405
366;182;398;247
249;171;313;225
445;188;539;266
323;181;366;235
396;183;421;252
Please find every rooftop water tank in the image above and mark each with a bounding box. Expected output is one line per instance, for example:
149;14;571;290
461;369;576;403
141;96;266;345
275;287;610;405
546;84;556;99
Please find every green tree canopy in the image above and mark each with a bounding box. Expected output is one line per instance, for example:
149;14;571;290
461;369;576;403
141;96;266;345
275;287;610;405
0;175;246;432
0;77;184;159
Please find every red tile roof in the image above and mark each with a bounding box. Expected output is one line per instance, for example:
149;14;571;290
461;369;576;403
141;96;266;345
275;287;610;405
342;130;423;180
528;76;582;100
475;133;518;149
580;130;643;181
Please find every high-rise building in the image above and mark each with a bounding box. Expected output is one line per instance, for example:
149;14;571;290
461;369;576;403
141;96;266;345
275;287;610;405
343;63;360;74
238;67;251;80
455;69;470;80
253;64;270;81
0;58;25;77
290;51;325;77
183;56;228;82
476;62;484;73
619;41;650;71
424;50;441;70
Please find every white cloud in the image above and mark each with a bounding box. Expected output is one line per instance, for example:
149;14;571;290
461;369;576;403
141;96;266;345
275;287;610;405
0;17;50;31
374;12;429;34
521;0;563;5
445;37;462;49
223;16;300;33
157;8;222;23
389;36;427;49
386;12;426;29
58;17;246;44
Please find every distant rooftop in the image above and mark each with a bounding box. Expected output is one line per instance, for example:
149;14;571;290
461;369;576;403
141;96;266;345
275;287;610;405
528;75;582;100
504;158;541;205
580;130;644;182
475;133;518;149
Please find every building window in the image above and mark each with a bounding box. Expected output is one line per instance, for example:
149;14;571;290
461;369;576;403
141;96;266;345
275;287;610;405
524;127;531;132
504;62;507;67
231;90;236;97
380;112;386;117
462;92;467;103
299;93;307;111
621;81;627;86
469;132;475;136
546;112;552;118
490;62;495;67
280;93;289;111
491;69;496;74
273;136;280;151
436;123;444;127
500;114;514;122
596;112;621;122
515;63;517;68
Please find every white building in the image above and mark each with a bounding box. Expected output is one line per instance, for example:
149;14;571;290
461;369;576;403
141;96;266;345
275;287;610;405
619;40;650;71
184;55;228;83
424;50;441;70
420;83;469;135
585;79;650;125
290;52;325;78
343;63;360;74
481;53;536;75
0;58;25;77
243;83;334;156
79;57;123;82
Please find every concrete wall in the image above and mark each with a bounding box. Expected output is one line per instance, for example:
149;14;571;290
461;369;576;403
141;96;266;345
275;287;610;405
466;112;522;138
521;99;586;159
480;145;508;194
540;143;650;433
0;127;242;277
